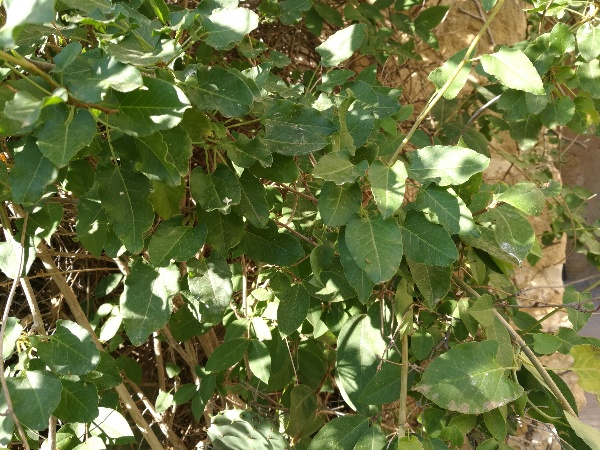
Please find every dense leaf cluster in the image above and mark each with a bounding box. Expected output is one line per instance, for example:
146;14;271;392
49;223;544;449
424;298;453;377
2;0;600;449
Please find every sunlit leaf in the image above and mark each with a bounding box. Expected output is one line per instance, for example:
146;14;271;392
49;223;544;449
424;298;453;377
316;24;366;67
481;47;545;95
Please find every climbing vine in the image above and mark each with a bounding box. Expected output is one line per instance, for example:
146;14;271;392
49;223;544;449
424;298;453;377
1;0;600;449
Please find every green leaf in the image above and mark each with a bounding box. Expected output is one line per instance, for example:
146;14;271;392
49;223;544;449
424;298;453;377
148;0;170;23
76;186;108;257
56;0;113;14
481;47;545;95
577;60;600;98
0;390;14;446
336;313;387;410
120;259;179;346
338;228;374;303
550;22;576;54
0;0;55;47
496;182;545;216
148;220;207;267
10;137;58;204
567;95;600;134
407;259;451;308
54;379;99;423
85;351;122;391
248;339;271;384
532;333;562;355
186;255;233;323
509;115;542;151
250;152;300;182
287;384;317;438
37;320;100;375
540;96;575;128
563;286;593;332
197;208;244;253
316;24;366;67
357;362;401;405
276;283;310;336
36;106;96;168
61;53;143;104
104;77;190;137
0;233;36;279
132;134;181;186
228;134;272;168
480;204;535;266
428;48;472;100
204;7;259;49
369;160;407;219
264;99;336;155
407;145;490;186
414;340;524;414
190;164;241;213
482;0;497;12
313;152;367;185
205;338;249;372
149;181;185;220
173;384;197;405
571;344;600;394
319;181;362;227
232;171;269;228
354;425;387;450
345;214;403;283
401;211;458;266
186;66;254;117
2;317;22;360
565;412;600;450
97;165;154;254
411;328;434;360
461;226;521;266
414;185;464;235
307;415;370;450
279;0;313;25
414;5;448;30
241;221;305;266
91;407;135;442
7;369;62;430
577;23;600;62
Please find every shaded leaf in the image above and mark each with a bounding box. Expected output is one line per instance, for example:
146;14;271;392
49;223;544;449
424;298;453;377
335;313;387;410
37;320;100;375
401;211;458;266
345;214;403;283
577;22;600;62
307;415;370;450
190;165;241;213
7;369;62;431
148;219;207;267
313;152;367;185
319;181;362;227
276;283;310;336
241;221;305;266
10;137;58;204
197;208;244;253
338;228;374;303
232;171;269;227
54;379;99;423
205;338;249;372
264;99;336;155
104;77;190;137
2;317;22;360
36;106;97;167
370;159;407;219
187;255;233;324
357;362;401;405
186;66;254;117
407;259;451;308
97;165;154;254
287;384;317;438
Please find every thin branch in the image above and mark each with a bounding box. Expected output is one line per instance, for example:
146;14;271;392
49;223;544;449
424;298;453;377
274;219;318;246
0;211;31;450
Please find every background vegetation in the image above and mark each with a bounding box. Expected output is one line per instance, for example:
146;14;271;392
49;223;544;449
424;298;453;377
2;0;600;449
